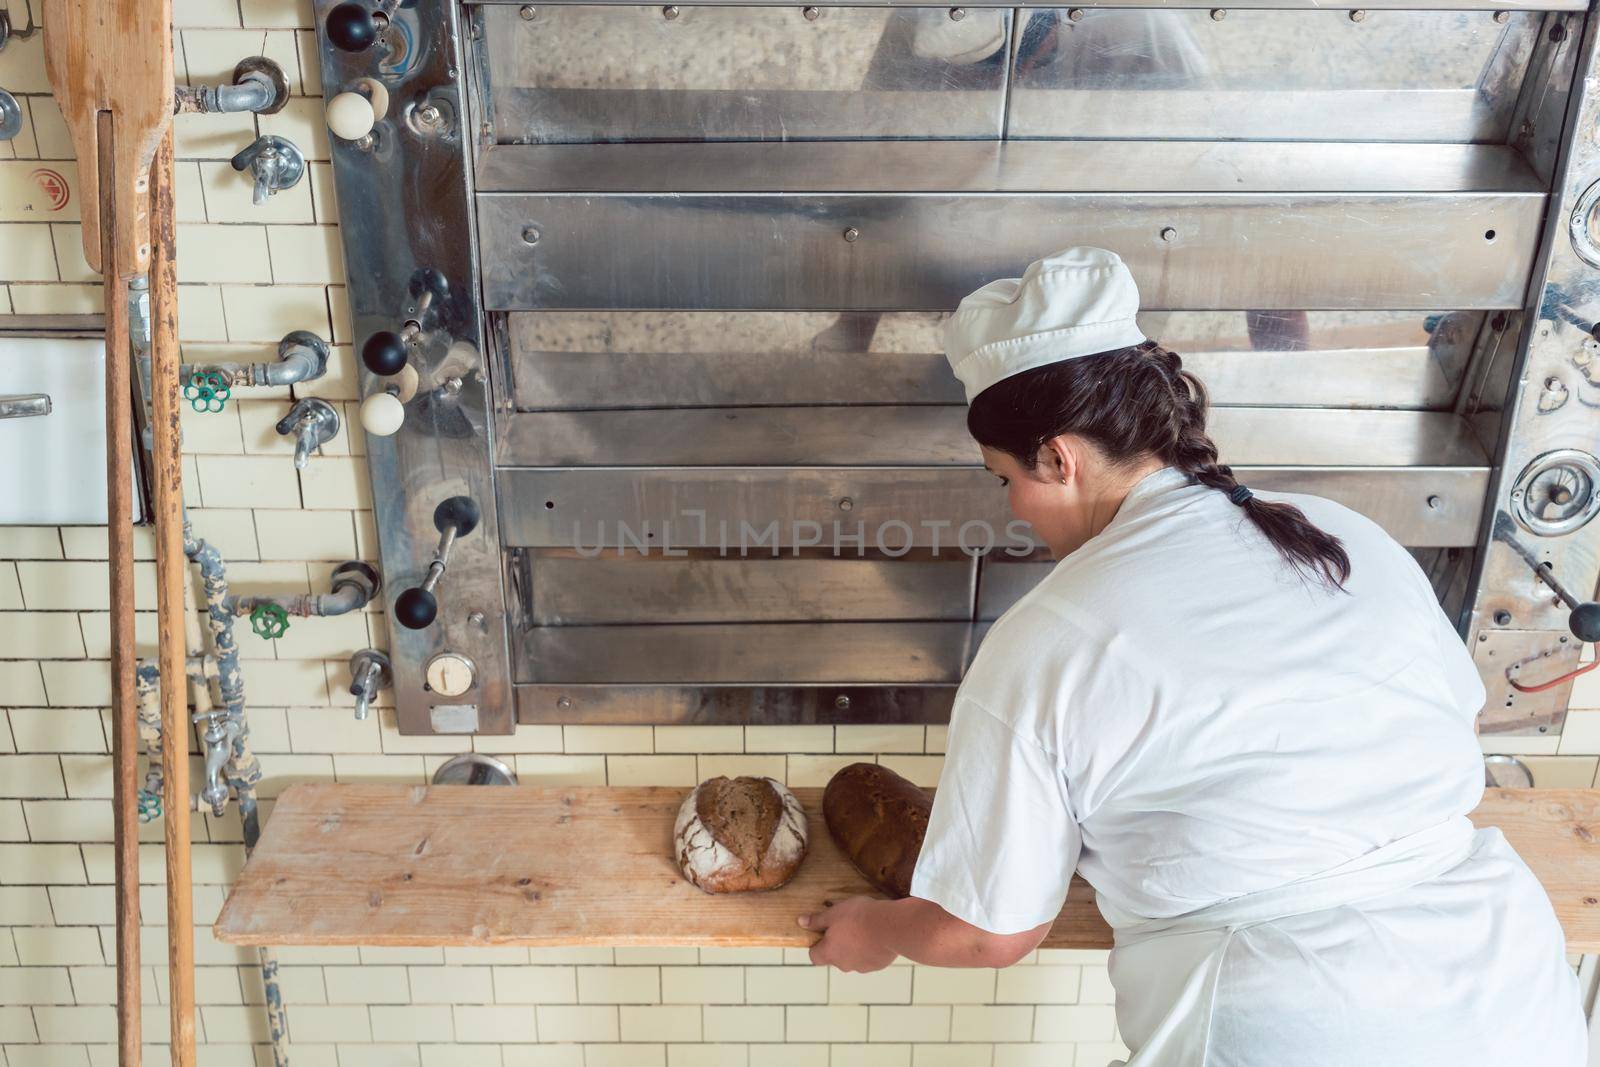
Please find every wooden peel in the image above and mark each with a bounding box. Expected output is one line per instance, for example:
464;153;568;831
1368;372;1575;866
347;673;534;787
41;3;188;1066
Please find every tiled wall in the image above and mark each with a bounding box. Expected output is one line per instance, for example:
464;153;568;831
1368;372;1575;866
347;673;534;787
3;2;1600;1066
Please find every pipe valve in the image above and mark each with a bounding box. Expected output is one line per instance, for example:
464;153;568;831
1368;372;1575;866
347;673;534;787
396;496;480;630
348;649;393;721
231;135;306;206
275;398;341;470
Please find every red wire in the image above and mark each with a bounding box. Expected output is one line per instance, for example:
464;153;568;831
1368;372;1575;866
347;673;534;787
1507;655;1600;694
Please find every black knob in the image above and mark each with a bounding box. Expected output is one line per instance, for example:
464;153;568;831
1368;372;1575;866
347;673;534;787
1570;602;1600;643
327;3;379;51
395;587;438;630
362;331;408;376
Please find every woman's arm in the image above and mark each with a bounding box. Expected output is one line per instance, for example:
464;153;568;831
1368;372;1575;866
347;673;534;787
800;894;1053;973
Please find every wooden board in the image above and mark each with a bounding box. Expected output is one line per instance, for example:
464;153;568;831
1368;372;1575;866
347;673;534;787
214;785;1600;951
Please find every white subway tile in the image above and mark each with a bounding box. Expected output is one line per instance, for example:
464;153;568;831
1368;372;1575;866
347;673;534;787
174;111;257;163
526;948;614;965
877;756;943;788
0;660;47;706
828;968;912;1005
49;224;97;282
578;967;661;1005
180;399;246;454
174;0;244;27
703;1006;783;1043
1521;755;1599;788
187;508;263;561
175;161;209;222
290;1004;375;1043
0;561;20;608
746;967;826;1005
1077;967;1114;1005
0;966;75;1004
697;756;786;782
564;725;653;755
196;454;302;509
254;509;357;561
175;224;273;284
502;1048;582;1067
0;526;63;558
534;1005;619;1043
911;969;995;1005
360;947;445;965
335;1046;422;1067
421;1046;502;1067
1477;735;1560;756
296;343;360;403
451;1004;537;1049
0;798;25;839
620;1005;700;1042
241;0;314;29
1032;1005;1116;1043
652;726;745;754
322;965;410;1004
333;754;428;783
23;799;111;841
606;755;698;787
470;726;563;755
17;561;158;611
512;755;607;786
267;224;346;285
910;1045;992;1067
7;1046;88;1067
0;755;66;798
832;1044;910;1067
0;886;54;923
0;1005;39;1041
950;1005;1032;1042
661;967;742;1005
299;455;372;510
443;946;532;966
309;161;339;223
13;925;103;964
0;28;47;92
271;612;371;661
0;223;60;280
34;1005;117;1043
666;1047;747;1067
252;753;334;799
700;949;783;966
785;1006;866;1042
868;1006;951;1044
369;1005;454;1043
0;612;85;658
785;755;860;789
744;726;833;754
1558;711;1600;754
584;1045;665;1067
493;966;577;1004
615;949;698;966
40;661;110;706
201;1004;270;1043
9;282;102;315
994;966;1079;1005
9;706;106;753
177;282;229;341
835;726;927;754
198;161;315;224
408;966;494;1005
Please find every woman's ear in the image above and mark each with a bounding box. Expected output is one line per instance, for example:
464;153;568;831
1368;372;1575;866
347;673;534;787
1042;436;1078;485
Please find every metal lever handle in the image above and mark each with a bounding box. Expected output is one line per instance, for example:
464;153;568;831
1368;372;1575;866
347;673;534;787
0;394;51;420
230;135;306;206
396;496;480;630
1533;561;1600;642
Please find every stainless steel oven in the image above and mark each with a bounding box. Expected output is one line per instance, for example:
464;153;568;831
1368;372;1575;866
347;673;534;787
314;0;1600;738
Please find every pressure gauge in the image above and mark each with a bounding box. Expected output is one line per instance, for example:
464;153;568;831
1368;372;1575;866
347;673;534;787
1510;449;1600;537
425;652;476;697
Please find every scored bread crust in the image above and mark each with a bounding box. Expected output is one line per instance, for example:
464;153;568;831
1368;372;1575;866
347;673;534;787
822;762;931;898
675;775;809;894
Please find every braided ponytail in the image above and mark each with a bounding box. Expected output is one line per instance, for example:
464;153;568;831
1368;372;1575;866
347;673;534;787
966;340;1351;590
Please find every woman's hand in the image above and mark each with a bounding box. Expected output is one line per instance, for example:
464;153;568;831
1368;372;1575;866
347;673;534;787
800;897;898;972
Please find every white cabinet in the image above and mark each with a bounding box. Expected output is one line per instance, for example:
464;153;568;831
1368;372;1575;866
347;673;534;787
0;337;140;525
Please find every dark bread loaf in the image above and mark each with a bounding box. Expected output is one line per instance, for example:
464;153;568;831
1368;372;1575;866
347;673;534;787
674;775;808;894
822;762;932;898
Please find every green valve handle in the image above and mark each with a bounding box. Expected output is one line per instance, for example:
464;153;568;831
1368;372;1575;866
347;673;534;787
137;790;162;824
249;602;290;640
183;370;231;414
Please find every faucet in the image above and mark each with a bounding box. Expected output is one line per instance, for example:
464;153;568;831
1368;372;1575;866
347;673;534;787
230;134;306;206
197;713;242;817
275;398;341;470
348;650;393;721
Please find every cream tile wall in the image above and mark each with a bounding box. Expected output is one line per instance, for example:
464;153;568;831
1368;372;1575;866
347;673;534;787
0;3;1139;1064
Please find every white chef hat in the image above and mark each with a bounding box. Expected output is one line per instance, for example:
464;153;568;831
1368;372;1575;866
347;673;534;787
944;246;1147;404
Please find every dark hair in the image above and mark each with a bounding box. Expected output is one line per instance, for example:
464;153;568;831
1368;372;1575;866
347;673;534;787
967;340;1351;590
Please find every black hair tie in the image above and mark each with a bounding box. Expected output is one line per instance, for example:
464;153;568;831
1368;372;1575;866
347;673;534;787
1228;485;1254;507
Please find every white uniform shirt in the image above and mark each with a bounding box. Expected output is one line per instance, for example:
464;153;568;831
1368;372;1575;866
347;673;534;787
910;466;1585;1066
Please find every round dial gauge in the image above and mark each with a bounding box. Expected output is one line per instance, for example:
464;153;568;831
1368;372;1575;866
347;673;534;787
425;652;476;697
1511;449;1600;537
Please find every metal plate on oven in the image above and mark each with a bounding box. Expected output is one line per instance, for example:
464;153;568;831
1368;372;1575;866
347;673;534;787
1006;10;1540;142
1473;629;1580;736
480;4;1011;142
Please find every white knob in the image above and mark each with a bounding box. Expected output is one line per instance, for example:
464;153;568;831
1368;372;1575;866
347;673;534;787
360;391;404;436
328;92;378;141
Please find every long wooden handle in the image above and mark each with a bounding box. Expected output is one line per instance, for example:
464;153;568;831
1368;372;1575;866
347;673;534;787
98;111;141;1067
149;128;196;1067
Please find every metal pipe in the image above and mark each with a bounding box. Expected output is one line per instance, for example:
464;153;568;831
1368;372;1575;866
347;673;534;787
225;563;379;620
172;73;275;115
178;339;324;390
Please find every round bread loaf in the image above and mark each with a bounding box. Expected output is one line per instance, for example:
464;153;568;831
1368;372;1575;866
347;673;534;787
822;762;931;898
674;775;808;894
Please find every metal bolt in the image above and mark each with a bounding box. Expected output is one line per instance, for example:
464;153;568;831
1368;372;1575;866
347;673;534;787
1479;633;1489;642
1493;9;1510;22
1551;23;1566;42
803;5;821;18
443;376;463;394
1494;610;1513;626
480;122;493;140
468;611;485;626
1160;227;1178;242
838;497;854;511
663;4;679;18
557;695;572;710
519;4;536;18
1066;7;1084;20
834;694;851;710
522;225;541;245
1349;9;1366;21
1427;495;1443;510
949;6;966;19
418;104;441;125
1209;8;1225;20
843;227;860;243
